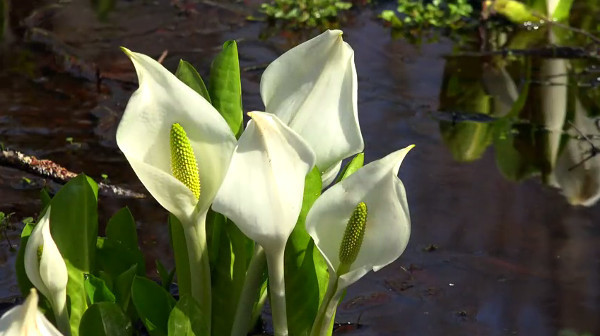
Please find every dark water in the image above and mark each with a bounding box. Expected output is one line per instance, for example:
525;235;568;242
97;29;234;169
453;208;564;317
1;1;599;335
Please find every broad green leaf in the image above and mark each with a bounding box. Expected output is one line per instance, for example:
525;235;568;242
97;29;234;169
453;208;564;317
131;276;176;336
168;214;191;297
114;264;137;316
96;237;145;278
106;207;138;249
66;260;89;336
49;175;99;336
85;274;116;304
176;60;211;103
79;302;133;336
210;218;254;336
50;175;98;272
284;167;329;336
334;153;364;184
167;295;203;336
209;40;243;137
491;0;539;23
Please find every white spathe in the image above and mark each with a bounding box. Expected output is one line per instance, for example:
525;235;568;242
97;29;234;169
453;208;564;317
212;111;316;252
261;30;363;185
116;48;237;224
23;208;68;327
0;289;63;336
306;146;413;290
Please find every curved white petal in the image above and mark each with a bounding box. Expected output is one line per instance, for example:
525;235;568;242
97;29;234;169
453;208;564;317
555;99;600;206
24;209;68;314
212;112;316;252
261;30;363;184
0;289;63;336
116;49;237;223
306;146;413;289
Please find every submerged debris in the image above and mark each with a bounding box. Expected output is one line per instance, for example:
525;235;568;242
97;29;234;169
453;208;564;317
0;149;145;198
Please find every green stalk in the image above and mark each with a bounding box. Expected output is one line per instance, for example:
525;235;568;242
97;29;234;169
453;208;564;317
265;247;288;336
309;271;339;336
183;212;211;335
231;246;267;336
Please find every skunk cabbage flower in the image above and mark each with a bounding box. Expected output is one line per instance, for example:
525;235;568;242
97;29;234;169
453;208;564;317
24;208;69;334
261;30;363;185
307;146;413;336
116;48;237;225
212;111;316;335
0;289;63;336
306;146;413;290
116;49;237;330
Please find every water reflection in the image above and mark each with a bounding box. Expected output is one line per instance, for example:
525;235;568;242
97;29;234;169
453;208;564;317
437;25;600;206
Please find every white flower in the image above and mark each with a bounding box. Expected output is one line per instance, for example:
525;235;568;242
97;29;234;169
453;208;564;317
0;289;63;336
116;48;237;225
261;30;363;185
212;111;316;336
23;208;69;334
306;146;413;290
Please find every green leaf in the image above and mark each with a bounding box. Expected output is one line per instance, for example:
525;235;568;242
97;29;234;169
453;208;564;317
79;302;133;336
551;0;573;21
49;175;99;336
85;274;116;304
106;207;138;249
209;40;243;138
168;214;191;297
176;60;211;103
210;218;254;336
284;167;329;336
167;295;204;336
334;153;364;184
131;276;176;336
96;237;145;279
114;264;137;316
155;259;175;291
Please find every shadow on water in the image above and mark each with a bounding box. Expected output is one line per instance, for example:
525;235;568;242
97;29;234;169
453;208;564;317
0;0;600;335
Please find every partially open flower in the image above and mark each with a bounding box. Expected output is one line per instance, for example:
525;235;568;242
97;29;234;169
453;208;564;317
24;208;69;334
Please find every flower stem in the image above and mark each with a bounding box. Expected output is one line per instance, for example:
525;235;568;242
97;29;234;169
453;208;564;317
183;212;211;335
265;247;288;336
52;295;70;336
231;246;267;336
309;270;339;336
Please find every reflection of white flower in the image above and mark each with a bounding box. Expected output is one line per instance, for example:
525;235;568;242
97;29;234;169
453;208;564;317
555;99;600;206
0;289;63;336
24;208;69;334
261;30;363;185
213;111;315;335
306;146;413;335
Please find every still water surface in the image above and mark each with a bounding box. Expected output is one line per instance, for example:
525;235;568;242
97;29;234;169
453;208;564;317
0;1;599;335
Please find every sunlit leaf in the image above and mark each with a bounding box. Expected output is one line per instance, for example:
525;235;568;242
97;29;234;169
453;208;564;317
209;40;243;137
176;60;211;103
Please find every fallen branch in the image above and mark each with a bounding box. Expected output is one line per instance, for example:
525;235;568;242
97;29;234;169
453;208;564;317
0;149;145;198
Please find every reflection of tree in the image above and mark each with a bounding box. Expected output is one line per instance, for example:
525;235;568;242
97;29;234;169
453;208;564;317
437;23;600;205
